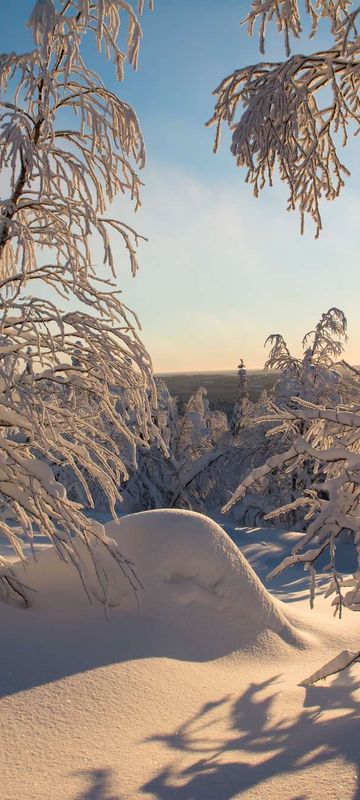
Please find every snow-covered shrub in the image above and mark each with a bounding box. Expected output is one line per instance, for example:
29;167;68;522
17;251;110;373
123;383;233;513
0;0;155;607
268;309;348;408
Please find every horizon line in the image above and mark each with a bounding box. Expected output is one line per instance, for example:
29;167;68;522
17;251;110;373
155;367;273;376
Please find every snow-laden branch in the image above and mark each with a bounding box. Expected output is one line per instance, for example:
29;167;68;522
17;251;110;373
209;4;359;235
222;434;359;513
244;0;357;56
0;1;156;607
219;309;360;680
301;648;360;685
259;403;360;429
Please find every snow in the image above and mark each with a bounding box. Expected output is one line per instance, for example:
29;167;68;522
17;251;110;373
1;509;360;799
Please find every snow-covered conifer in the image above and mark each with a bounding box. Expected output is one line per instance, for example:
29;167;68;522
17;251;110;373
237;359;248;396
231;359;251;435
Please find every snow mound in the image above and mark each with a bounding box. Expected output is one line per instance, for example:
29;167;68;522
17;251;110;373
4;510;301;669
106;510;298;642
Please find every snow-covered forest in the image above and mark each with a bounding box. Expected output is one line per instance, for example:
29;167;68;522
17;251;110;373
1;2;360;799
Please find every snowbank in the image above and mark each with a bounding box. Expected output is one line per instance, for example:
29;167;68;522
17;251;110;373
4;510;299;663
105;509;301;652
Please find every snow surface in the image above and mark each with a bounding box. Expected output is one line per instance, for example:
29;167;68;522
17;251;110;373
1;509;360;799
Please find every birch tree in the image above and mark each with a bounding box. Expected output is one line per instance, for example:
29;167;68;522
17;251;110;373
223;317;360;680
0;0;156;608
208;0;360;236
123;382;231;513
211;2;360;681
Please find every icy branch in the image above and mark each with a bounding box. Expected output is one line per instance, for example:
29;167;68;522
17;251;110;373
0;0;155;607
209;4;359;235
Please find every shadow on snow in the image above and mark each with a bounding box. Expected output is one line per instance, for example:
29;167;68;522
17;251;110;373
72;768;123;800
142;673;360;800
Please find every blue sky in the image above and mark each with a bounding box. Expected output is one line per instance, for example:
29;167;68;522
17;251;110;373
1;1;359;371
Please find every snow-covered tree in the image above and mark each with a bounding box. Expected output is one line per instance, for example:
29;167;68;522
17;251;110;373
121;382;233;513
222;316;360;671
231;359;251;435
211;317;347;528
258;388;268;406
222;316;360;681
264;309;348;508
234;310;348;522
209;1;360;682
120;377;178;512
267;308;347;407
168;389;230;510
237;358;248;396
208;0;360;237
0;0;156;608
222;387;360;682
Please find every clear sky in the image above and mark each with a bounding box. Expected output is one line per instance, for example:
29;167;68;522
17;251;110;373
1;1;359;372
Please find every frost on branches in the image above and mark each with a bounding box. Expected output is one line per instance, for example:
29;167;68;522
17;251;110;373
0;0;156;608
219;311;347;528
223;309;360;681
267;308;347;407
208;0;360;236
123;382;232;513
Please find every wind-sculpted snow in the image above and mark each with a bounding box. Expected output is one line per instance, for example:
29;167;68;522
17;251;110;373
104;510;303;654
3;511;301;673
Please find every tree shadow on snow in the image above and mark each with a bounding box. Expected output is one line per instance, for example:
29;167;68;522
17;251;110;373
142;672;360;800
72;767;122;800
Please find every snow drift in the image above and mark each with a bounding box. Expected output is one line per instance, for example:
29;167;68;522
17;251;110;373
104;509;300;650
1;510;301;690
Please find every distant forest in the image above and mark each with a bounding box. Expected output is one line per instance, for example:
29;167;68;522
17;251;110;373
159;370;278;418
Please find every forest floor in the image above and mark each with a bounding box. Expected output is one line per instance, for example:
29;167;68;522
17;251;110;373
1;509;360;800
